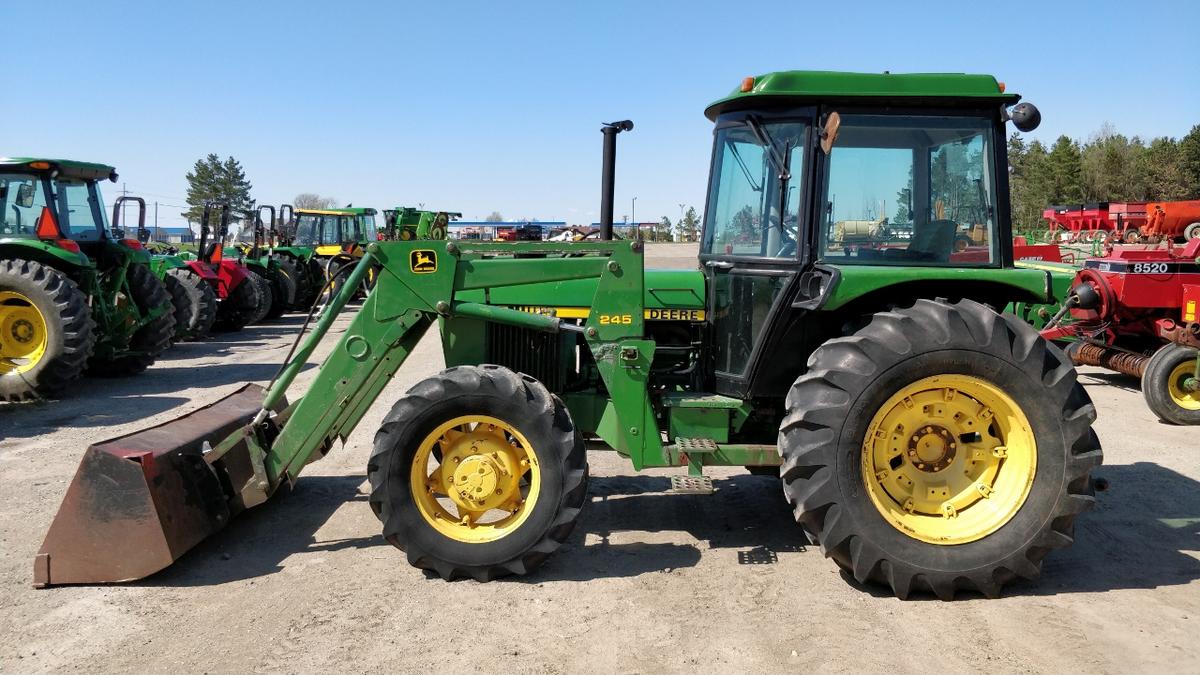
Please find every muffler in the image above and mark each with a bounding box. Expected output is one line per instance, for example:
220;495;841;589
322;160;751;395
34;384;286;587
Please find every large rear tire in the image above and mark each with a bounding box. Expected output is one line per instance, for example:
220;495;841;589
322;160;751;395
165;267;216;341
214;275;261;331
0;259;95;401
161;269;200;342
779;298;1102;599
368;365;588;581
267;259;299;317
246;268;274;324
88;264;176;376
1142;342;1200;425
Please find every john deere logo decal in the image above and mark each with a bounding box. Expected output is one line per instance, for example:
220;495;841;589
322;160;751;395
410;249;437;274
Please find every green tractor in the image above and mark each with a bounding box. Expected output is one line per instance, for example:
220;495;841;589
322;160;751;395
294;206;379;301
37;72;1101;600
0;158;175;400
234;205;299;321
382;207;462;241
111;195;217;341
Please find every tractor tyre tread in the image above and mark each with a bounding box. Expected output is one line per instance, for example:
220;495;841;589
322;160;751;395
161;268;201;341
214;274;262;331
246;268;274;324
0;259;95;401
368;365;588;581
167;267;217;341
269;258;300;316
1142;342;1200;425
779;298;1102;600
87;264;176;376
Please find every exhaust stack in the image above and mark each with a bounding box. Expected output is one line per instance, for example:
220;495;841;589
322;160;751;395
599;120;633;240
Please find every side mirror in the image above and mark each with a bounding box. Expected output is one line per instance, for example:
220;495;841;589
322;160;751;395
15;183;35;208
820;112;841;154
1009;102;1041;132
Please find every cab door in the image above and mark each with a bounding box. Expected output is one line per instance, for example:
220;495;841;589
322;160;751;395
699;114;810;397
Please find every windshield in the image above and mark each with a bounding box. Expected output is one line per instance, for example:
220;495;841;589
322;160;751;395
358;213;377;241
295;214;341;245
819;114;998;265
56;179;109;241
0;173;51;238
702;120;808;258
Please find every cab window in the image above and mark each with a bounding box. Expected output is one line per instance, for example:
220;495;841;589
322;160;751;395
819;114;998;265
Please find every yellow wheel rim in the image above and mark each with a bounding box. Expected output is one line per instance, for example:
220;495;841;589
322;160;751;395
862;374;1036;545
410;415;541;543
0;291;49;376
1167;360;1200;410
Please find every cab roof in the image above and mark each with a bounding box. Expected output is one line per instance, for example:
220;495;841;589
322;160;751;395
0;157;118;181
294;207;376;216
705;70;1020;120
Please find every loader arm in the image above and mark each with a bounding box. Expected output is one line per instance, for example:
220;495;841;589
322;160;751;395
32;239;660;587
260;239;656;485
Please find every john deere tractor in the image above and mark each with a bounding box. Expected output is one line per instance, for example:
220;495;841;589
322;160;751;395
235;205;298;321
37;72;1101;600
0;158;175;400
293;206;379;300
382;207;462;241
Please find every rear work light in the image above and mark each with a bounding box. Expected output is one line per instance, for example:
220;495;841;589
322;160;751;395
55;239;81;254
121;238;144;251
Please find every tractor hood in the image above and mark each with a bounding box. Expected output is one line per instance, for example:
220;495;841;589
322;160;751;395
459;267;707;321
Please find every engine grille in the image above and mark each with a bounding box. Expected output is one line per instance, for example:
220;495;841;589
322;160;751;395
486;323;565;391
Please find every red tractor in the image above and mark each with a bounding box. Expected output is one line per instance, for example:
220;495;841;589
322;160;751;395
1042;239;1200;424
189;202;265;331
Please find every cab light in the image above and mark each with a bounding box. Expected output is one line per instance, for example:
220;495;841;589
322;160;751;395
740;76;755;93
29;161;51;170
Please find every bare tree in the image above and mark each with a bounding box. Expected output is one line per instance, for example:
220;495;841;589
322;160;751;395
294;193;339;209
485;211;504;222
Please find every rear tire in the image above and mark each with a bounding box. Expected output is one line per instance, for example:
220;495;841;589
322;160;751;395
368;365;588;581
161;269;200;341
166;267;217;341
779;298;1101;599
88;264;176;376
246;268;274;324
0;259;95;401
214;274;261;331
1142;343;1200;425
269;259;299;317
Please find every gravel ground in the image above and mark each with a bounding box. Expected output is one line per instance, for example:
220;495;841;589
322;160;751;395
1;243;1197;673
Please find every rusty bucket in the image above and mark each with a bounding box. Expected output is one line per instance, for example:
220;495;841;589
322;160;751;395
34;384;285;587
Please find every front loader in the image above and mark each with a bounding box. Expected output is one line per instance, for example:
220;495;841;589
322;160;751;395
36;71;1102;600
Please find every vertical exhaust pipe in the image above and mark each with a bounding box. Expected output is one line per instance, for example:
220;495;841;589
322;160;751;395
599;120;633;241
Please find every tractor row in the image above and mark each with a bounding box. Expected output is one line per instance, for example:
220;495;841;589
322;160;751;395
0;157;454;402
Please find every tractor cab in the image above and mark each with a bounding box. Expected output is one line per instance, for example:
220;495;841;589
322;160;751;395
382;207;462;241
0;158;118;267
697;71;1042;399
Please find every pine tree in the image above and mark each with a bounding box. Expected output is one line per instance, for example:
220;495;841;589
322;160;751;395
1045;136;1084;204
184;154;254;224
1178;125;1200;199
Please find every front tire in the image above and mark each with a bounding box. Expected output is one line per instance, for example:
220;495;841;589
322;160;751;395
368;365;588;581
0;259;95;401
779;298;1102;599
1142;343;1200;425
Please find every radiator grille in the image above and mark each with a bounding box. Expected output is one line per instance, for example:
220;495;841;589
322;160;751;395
486;323;565;391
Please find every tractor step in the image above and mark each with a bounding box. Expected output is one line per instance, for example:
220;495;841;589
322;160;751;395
669;475;714;495
674;437;719;453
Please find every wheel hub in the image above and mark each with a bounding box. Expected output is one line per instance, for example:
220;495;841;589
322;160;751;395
907;425;956;472
12;319;34;344
450;455;511;511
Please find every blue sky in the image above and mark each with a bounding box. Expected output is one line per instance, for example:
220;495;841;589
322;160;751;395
8;0;1198;228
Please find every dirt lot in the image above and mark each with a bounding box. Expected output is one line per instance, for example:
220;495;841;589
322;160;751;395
1;243;1198;673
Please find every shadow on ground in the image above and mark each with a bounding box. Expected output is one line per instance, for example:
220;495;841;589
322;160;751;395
110;462;1200;597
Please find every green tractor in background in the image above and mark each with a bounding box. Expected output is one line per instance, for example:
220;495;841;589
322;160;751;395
382;207;462;241
111;195;217;341
268;204;326;310
291;206;378;301
0;158;174;401
234;204;298;320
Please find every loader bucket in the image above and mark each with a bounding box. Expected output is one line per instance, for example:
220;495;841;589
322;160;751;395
34;384;285;587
